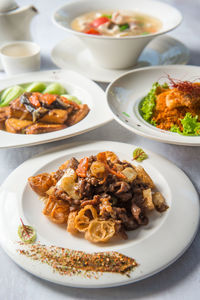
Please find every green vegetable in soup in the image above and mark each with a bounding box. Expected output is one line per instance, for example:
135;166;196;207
140;82;168;123
25;82;46;93
61;94;82;104
119;24;129;31
171;113;200;136
43;83;66;95
102;14;112;19
0;85;24;107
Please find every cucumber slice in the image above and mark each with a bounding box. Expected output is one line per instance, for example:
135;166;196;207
26;82;46;93
0;85;24;107
43;83;66;95
61;94;82;104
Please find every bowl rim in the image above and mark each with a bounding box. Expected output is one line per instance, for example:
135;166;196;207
52;0;183;40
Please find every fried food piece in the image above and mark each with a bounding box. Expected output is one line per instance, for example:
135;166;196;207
85;219;115;243
0;107;9;130
67;211;78;234
39;109;69;124
152;192;168;212
43;197;69;224
143;189;155;211
5;118;33;133
25;123;66;134
28;173;55;196
67;104;89;126
74;205;97;232
9;99;69;124
135;166;155;188
9;98;32;120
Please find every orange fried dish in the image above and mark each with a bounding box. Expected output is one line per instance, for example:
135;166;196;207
0;92;89;134
140;77;200;135
28;151;168;244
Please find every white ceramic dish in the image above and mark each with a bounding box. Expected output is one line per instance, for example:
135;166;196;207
106;65;200;146
0;69;112;149
0;41;40;75
0;141;199;288
51;35;189;83
53;0;182;69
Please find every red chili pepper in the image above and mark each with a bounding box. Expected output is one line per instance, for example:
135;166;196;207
91;17;110;28
61;96;79;109
84;28;101;35
29;93;41;108
97;152;126;179
76;157;89;177
41;94;57;105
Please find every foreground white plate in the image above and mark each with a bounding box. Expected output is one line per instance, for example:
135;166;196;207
51;36;189;83
0;70;112;149
0;141;199;288
107;65;200;146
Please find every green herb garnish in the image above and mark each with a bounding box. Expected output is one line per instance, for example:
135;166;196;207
18;218;36;244
170;113;200;136
119;23;129;31
133;148;148;162
122;112;130;117
140;82;168;122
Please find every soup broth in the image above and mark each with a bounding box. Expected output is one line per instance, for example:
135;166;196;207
71;10;162;37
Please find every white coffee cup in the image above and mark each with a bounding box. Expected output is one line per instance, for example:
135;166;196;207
0;41;40;75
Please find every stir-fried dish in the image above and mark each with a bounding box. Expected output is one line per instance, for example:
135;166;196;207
71;10;162;37
140;77;200;136
28;151;168;244
0;82;89;134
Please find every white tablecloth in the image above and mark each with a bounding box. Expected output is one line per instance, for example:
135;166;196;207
0;1;200;299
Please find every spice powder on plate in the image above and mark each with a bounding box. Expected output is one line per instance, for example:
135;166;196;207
17;242;138;278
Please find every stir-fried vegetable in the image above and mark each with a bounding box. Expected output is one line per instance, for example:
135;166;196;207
61;94;82;104
43;83;67;95
0;85;24;107
25;82;46;93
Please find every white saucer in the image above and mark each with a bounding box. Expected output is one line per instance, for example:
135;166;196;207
51;35;190;83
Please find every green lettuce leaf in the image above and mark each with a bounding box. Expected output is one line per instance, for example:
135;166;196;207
170;113;200;136
140;82;168;123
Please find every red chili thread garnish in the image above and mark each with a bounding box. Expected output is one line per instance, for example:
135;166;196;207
167;75;200;96
20;218;31;238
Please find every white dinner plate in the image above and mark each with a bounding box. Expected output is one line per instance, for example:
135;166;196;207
0;141;199;288
0;69;112;149
106;65;200;146
51;35;189;83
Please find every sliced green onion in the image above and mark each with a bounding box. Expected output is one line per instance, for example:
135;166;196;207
119;24;129;32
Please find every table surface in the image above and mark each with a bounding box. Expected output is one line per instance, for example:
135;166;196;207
0;0;200;299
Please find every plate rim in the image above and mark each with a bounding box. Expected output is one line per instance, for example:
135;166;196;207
0;140;199;288
106;64;200;146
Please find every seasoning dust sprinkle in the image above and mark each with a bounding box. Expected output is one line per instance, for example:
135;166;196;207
17;242;138;278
